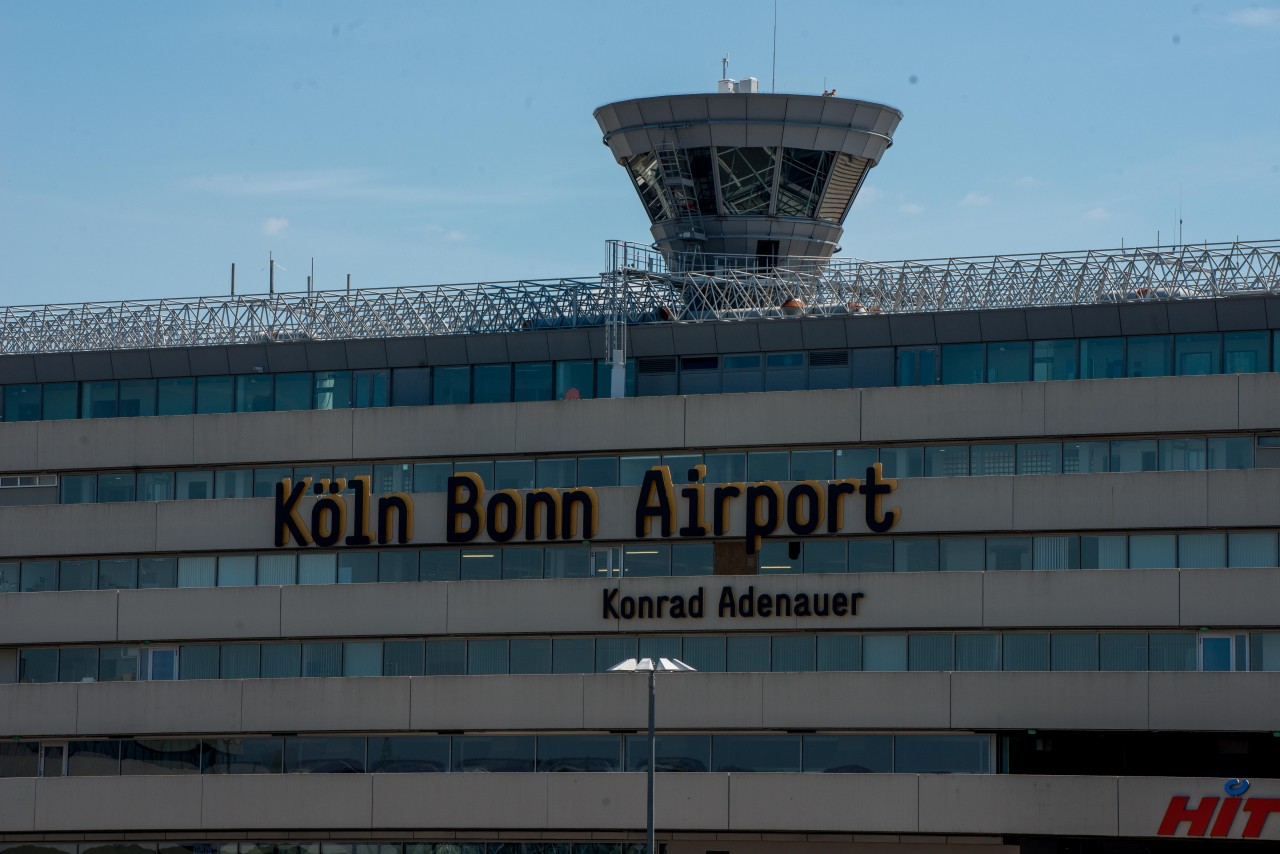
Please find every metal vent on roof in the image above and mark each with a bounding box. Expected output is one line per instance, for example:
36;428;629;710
637;357;678;374
809;350;850;366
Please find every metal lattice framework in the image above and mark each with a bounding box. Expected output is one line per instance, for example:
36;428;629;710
2;239;1278;355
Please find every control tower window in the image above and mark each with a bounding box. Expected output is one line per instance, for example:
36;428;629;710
624;152;671;223
716;146;776;215
776;149;834;217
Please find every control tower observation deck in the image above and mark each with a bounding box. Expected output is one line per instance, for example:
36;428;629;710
594;82;901;269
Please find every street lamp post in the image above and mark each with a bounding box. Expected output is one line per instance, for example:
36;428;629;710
609;657;696;854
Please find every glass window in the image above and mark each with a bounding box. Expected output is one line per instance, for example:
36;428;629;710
1148;632;1195;671
98;558;138;590
1224;330;1269;373
175;470;213;500
67;740;120;776
894;539;938;572
955;634;1001;670
1175;333;1221;375
1126;335;1171;377
1179;533;1226;568
412;462;452;492
157;377;195;416
555;361;594;400
879;447;922;479
726;635;771;671
514;362;552;402
1033;339;1077;381
1251;633;1280;673
273;372;312;411
987;341;1030;382
712;735;800;772
20;560;57;592
216;555;256;587
459;548;500;580
786;449;831;481
1016;442;1062;475
338;552;378;584
849;539;892;573
986;537;1032;571
60;474;96;504
509;637;552;674
139;557;177;588
19;648;58;682
99;647;139;681
81;380;119;419
220;644;260;679
467;638;509;675
301;642;342;677
314;371;351;410
343;642;382;677
623;544;670;577
1063;440;1108;473
1110;439;1157;472
383;640;424;676
924;445;968;477
746;451;788;481
4;384;42;421
201;738;284;774
626;734;710;773
117;738;201;775
389;367;429;407
1081;338;1124;379
578;455;617;487
353;370;389;407
494;459;534;490
97;473;136;503
1051;633;1098;670
535;458;576;489
1208;436;1252;469
261;643;301;678
196;376;233;414
1033;536;1079;570
178;644;218;679
452;735;534;773
618;454;659;486
894;735;990;774
638;636;682;662
1229;531;1277;568
816;635;861;671
670;542;711;576
941;343;983;385
1003;633;1049;670
283;736;366;773
58;559;96;591
897;346;938;386
703;452;746;484
1081;535;1127;569
419;549;459;581
908;633;953;670
834;447;878;479
970;444;1015;476
432;366;471;405
723;353;764;393
137;471;174;501
502;548;543;580
863;634;907;671
378;551;418;583
1100;633;1147;670
214;469;252;499
253;467;290;498
235;374;273;412
764;352;806;391
776;147;833;216
851;347;895;388
759;541;800;574
715;146;776;215
680;635;726;672
1160;437;1206;471
371;462;413;495
1130;534;1176;569
59;647;98;683
43;382;79;419
803;540;846;573
551;637;593;673
545;546;589;579
368;736;449;773
426;639;466;675
940;538;985;571
298;553;337;585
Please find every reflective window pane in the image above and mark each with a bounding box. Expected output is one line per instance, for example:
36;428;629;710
473;364;511;403
715;147;776;215
451;736;534;772
513;362;552;402
712;735;800;772
1126;335;1171;377
432;366;471;405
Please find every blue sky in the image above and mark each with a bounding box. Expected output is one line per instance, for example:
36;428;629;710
1;1;1277;304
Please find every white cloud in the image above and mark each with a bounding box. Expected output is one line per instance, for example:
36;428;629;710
1084;207;1111;221
898;202;924;215
959;192;992;207
1226;7;1280;26
263;217;289;235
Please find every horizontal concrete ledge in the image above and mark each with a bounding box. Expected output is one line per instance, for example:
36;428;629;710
2;671;1280;738
0;773;1275;840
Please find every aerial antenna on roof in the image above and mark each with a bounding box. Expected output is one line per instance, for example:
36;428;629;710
771;1;778;93
722;53;729;79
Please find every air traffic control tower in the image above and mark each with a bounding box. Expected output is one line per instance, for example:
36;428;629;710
594;79;902;270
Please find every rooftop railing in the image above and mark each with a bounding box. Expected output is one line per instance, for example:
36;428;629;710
1;239;1277;355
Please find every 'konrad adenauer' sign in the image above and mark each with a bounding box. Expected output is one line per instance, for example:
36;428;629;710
274;463;900;554
602;584;864;621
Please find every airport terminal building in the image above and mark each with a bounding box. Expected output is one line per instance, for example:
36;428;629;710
1;86;1280;854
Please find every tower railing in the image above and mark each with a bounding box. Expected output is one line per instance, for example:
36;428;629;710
1;239;1277;355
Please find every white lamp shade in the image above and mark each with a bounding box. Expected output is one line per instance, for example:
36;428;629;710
608;657;696;673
